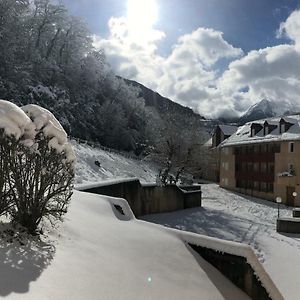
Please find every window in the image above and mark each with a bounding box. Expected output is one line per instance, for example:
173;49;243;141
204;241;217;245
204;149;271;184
242;162;247;171
247;162;253;172
251;128;256;137
289;142;294;153
253;145;260;153
288;163;295;175
253;163;259;172
267;182;274;193
280;123;285;133
222;162;229;170
268;163;274;174
261;182;267;192
261;163;267;173
224;178;228;186
264;126;269;135
253;181;259;191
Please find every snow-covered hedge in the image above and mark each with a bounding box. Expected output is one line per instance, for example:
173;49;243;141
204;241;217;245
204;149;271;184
0;100;76;234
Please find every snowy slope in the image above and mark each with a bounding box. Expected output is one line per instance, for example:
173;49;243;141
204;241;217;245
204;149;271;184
1;191;253;300
72;140;159;185
142;183;300;300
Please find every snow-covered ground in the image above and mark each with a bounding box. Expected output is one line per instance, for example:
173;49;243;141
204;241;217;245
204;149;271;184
142;183;300;300
1;191;254;300
72;140;159;185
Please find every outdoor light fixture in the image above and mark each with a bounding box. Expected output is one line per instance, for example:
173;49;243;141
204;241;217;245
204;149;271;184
293;192;297;197
276;196;282;218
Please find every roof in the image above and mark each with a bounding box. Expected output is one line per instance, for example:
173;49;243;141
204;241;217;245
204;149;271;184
220;114;300;147
218;124;238;136
281;116;298;124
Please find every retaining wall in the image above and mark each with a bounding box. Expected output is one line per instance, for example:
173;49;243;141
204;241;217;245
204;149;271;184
189;244;272;299
79;179;201;217
277;217;300;233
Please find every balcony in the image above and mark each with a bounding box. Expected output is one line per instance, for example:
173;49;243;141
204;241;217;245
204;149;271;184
235;171;274;182
235;153;275;163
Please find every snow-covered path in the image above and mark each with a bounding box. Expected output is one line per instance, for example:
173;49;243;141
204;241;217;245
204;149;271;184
142;184;300;300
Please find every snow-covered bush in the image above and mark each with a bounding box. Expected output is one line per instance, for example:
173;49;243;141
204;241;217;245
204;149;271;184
0;100;75;234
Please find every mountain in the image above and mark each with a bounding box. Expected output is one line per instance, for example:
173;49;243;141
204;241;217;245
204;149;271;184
238;98;300;124
124;78;206;120
124;78;212;142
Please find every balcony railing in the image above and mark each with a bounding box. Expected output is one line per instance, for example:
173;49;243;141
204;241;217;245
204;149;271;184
235;171;274;182
235;153;275;162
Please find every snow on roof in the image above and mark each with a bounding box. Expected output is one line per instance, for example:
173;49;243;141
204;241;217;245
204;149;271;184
281;116;298;124
221;114;300;147
264;120;278;126
218;124;238;136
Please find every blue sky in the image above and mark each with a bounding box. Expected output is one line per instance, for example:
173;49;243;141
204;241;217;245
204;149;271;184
62;0;298;53
61;0;300;118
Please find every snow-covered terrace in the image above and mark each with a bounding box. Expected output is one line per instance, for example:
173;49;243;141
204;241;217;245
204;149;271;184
0;190;283;299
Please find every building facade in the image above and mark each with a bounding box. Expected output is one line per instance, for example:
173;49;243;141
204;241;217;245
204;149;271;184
209;125;238;182
219;116;300;206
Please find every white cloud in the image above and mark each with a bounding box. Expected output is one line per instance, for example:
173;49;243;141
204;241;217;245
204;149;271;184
94;9;300;118
94;19;242;117
278;10;300;47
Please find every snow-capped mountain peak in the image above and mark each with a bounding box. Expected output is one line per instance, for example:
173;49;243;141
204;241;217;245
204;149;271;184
239;98;299;124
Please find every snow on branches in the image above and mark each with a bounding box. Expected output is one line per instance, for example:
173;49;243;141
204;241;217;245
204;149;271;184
0;100;76;234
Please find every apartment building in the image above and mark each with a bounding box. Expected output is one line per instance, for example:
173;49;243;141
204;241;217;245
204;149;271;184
219;116;300;206
209;125;238;182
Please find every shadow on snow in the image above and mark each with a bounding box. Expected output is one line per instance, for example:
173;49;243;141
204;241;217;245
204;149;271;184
0;224;55;296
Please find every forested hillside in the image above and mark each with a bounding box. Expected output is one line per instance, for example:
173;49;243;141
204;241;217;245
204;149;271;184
0;0;208;154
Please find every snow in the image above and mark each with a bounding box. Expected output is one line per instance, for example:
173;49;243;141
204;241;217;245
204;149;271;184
21;104;75;166
72;140;159;185
0;100;31;139
76;177;140;190
0;100;75;167
142;183;300;300
21;104;67;145
0;191;254;299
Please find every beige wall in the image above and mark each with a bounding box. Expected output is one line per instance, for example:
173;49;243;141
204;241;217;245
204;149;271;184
219;146;235;189
274;141;300;206
219;141;300;206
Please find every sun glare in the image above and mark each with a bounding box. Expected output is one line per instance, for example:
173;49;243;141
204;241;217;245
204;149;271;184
127;0;158;43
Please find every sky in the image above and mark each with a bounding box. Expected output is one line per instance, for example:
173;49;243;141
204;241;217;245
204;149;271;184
61;0;300;118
